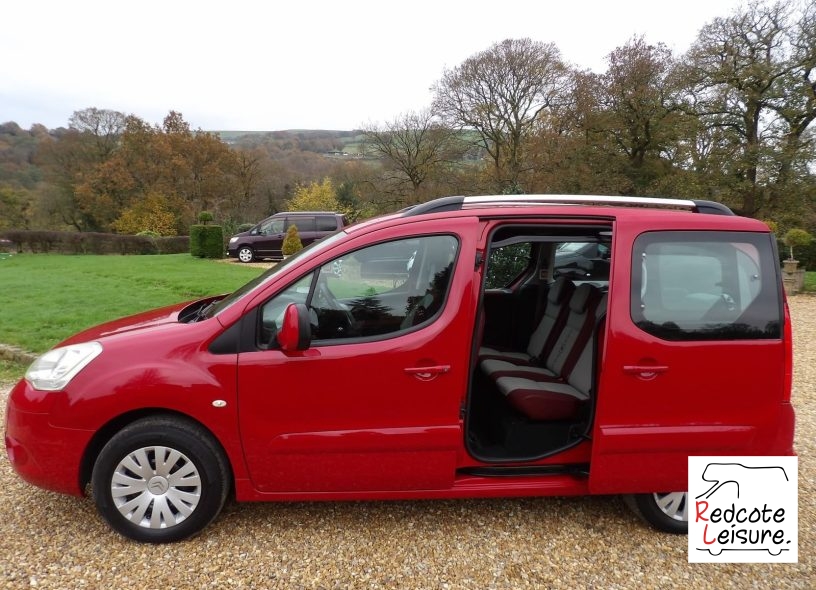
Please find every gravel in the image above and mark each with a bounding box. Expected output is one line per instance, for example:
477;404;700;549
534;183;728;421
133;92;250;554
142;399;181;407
2;298;814;589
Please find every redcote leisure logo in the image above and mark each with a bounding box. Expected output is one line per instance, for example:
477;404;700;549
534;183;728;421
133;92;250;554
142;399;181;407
688;456;798;563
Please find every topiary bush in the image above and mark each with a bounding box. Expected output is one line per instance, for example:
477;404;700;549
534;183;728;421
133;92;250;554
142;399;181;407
281;224;303;256
783;228;813;261
190;225;224;259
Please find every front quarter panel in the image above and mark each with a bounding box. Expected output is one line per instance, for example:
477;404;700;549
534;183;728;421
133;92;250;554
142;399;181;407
52;321;246;484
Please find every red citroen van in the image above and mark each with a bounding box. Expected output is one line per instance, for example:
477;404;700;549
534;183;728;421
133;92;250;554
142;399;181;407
5;195;795;543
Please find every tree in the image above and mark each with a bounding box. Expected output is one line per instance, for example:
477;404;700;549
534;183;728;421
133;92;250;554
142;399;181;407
596;37;683;190
287;177;353;216
0;187;34;229
37;128;105;231
68;107;126;160
679;0;815;216
363;109;463;204
432;38;569;192
111;191;177;236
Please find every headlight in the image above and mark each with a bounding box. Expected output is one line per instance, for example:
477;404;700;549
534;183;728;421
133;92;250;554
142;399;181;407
26;342;103;391
229;237;239;244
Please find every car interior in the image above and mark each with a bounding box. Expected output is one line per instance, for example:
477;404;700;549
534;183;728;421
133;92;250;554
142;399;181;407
466;224;613;462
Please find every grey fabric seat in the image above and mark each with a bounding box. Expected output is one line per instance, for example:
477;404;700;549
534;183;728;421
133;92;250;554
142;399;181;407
482;282;596;382
479;277;574;368
496;293;607;421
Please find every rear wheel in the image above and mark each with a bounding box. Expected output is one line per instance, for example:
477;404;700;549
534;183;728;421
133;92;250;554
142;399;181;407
91;416;230;543
237;246;254;263
624;492;688;534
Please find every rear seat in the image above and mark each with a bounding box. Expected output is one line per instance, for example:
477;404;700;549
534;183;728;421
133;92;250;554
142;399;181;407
495;292;607;421
482;282;598;382
479;277;574;367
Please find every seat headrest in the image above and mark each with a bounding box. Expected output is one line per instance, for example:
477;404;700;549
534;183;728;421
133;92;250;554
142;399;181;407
569;284;595;313
547;277;572;304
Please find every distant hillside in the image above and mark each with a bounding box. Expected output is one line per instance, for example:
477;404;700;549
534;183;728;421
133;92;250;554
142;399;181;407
215;129;367;155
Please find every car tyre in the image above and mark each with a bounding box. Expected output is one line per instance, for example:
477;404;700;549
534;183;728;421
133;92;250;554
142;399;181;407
237;246;254;263
624;492;688;534
91;416;230;543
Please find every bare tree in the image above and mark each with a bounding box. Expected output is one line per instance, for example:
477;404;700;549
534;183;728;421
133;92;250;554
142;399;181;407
363;109;463;204
432;38;569;192
68;107;126;160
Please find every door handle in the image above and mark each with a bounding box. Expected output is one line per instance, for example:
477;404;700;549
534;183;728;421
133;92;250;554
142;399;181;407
404;365;450;380
623;365;669;379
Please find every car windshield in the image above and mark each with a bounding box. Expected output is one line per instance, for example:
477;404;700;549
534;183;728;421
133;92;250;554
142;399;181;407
207;230;348;318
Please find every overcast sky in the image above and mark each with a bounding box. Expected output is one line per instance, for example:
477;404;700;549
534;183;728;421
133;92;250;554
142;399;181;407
2;0;746;132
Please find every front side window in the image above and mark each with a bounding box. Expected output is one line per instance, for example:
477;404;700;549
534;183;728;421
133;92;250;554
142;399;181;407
631;231;781;340
259;234;458;346
258;218;284;235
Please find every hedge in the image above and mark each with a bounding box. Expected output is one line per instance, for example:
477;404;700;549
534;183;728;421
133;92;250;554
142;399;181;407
0;230;189;255
190;225;224;259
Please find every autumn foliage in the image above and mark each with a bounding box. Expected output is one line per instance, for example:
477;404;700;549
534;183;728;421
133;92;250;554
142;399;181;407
0;0;814;244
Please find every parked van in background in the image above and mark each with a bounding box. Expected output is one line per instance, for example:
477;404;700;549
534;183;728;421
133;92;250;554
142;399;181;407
228;211;348;262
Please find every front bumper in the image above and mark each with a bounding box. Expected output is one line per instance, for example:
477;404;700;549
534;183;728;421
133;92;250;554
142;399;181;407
4;380;93;496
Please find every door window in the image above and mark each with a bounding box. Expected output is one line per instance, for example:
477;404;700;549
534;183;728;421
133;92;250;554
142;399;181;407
259;235;459;346
630;231;781;340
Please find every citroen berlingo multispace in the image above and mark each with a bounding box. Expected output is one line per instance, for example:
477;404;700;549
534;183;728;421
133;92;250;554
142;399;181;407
5;195;795;543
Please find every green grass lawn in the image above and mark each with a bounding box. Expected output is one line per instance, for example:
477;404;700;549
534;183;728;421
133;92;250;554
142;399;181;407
805;271;816;292
0;254;264;356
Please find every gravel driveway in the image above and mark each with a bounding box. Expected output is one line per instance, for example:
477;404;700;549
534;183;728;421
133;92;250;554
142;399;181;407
2;298;814;589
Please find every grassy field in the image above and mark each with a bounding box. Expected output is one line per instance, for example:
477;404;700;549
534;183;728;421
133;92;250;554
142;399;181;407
1;256;813;384
0;254;264;357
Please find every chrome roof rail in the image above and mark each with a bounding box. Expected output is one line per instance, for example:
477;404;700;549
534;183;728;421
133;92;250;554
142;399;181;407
401;195;734;217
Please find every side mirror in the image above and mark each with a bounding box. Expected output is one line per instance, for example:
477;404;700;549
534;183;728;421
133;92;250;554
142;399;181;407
277;303;311;351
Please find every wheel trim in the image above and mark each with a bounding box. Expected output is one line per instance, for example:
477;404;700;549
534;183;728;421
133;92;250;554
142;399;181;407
238;248;253;262
653;492;688;522
111;446;202;529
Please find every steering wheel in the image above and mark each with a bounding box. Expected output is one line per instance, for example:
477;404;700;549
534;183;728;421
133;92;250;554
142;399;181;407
313;276;357;337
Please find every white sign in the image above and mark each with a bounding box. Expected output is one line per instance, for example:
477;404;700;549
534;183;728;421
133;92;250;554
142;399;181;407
688;456;798;563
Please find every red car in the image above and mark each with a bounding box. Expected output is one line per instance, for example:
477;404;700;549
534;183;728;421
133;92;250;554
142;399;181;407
4;195;795;543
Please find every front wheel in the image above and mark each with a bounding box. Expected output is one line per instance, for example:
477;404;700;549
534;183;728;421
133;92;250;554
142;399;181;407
237;246;254;263
624;492;688;534
91;416;230;543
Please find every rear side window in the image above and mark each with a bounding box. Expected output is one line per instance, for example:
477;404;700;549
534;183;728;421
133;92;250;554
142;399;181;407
288;216;316;232
631;231;781;340
316;216;338;232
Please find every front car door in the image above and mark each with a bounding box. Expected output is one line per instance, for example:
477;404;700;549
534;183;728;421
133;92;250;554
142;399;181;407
590;220;788;493
254;217;285;258
236;219;478;494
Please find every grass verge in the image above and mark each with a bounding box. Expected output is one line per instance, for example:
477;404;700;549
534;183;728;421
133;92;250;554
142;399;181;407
0;360;27;383
0;254;264;354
